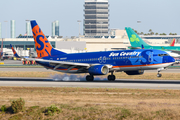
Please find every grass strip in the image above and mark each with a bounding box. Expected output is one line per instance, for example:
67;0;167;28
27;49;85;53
0;87;180;119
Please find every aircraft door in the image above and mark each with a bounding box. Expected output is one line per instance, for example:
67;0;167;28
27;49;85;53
148;52;153;62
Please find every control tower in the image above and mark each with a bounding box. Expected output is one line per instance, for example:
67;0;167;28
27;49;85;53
84;0;109;37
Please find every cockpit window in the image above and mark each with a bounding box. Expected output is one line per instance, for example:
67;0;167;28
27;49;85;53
158;54;169;57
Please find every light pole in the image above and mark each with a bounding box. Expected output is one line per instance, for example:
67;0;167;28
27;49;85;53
77;20;81;37
26;20;30;56
26;20;30;40
137;20;141;35
4;21;8;38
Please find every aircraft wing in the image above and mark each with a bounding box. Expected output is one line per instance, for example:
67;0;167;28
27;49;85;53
128;46;141;49
27;58;113;72
32;58;90;67
164;49;180;54
27;58;90;72
169;50;180;54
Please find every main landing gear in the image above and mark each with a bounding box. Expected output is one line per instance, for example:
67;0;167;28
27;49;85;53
86;75;94;81
107;72;116;81
86;72;116;81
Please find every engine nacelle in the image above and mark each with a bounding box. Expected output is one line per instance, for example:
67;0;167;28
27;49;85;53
88;65;109;75
125;70;144;75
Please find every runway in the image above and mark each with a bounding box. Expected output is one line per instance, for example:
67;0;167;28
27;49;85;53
0;77;180;89
0;67;180;89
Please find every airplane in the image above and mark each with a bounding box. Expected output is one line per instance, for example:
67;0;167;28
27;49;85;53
0;39;4;60
10;44;36;59
125;27;180;57
10;44;37;65
28;20;175;81
170;38;175;46
10;44;20;58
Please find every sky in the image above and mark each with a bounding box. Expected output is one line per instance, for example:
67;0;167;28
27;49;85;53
1;0;180;38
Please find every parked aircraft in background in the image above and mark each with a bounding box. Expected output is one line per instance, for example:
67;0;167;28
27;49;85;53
126;27;180;58
28;20;175;81
170;38;176;46
10;44;20;58
0;39;3;60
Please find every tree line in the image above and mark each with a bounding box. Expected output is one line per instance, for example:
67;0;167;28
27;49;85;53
133;29;177;35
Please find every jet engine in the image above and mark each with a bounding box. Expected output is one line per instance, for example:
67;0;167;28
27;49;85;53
88;65;109;75
125;70;144;75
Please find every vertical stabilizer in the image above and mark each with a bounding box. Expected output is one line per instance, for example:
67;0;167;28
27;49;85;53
170;38;175;46
10;44;20;58
1;38;3;53
0;38;3;59
125;27;150;48
30;20;66;58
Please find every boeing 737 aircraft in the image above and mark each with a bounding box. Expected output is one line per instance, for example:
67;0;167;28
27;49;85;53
126;27;180;57
28;20;175;81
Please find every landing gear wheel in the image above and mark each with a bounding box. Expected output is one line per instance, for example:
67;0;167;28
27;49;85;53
108;75;116;81
86;75;94;81
157;73;162;77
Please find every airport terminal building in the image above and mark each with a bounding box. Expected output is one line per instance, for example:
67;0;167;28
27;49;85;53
1;30;180;57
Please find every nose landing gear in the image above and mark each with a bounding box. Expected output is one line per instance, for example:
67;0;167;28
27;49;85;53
157;72;162;77
107;72;116;81
157;68;164;78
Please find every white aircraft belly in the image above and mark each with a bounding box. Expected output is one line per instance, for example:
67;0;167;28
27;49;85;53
113;63;173;71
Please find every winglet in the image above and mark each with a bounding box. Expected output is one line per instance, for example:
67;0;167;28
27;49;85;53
10;44;20;58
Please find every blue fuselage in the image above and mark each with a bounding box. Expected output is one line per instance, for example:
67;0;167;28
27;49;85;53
37;49;175;73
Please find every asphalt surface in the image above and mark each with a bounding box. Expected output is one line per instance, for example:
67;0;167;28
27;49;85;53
0;77;180;89
0;68;48;72
0;62;179;89
0;60;22;65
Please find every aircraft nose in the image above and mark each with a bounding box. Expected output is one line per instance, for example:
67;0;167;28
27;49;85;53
168;56;175;63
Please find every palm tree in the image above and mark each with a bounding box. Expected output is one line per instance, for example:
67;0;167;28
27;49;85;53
155;33;158;35
140;32;144;35
149;29;152;33
134;30;138;34
151;32;154;35
163;33;167;35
